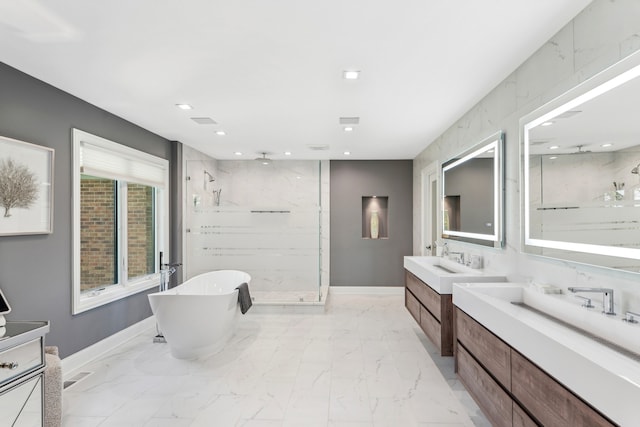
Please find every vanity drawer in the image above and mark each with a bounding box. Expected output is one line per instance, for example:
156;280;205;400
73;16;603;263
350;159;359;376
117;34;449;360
405;289;420;323
455;308;511;390
405;271;441;320
419;305;441;351
511;349;615;427
457;343;512;427
0;338;43;386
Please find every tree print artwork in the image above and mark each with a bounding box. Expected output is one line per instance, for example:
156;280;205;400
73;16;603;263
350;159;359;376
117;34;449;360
0;158;39;217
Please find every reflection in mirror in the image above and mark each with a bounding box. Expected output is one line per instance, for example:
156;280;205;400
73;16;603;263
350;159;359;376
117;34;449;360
523;52;640;273
442;131;504;248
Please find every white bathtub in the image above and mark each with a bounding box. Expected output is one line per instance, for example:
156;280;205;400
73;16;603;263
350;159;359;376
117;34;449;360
148;270;251;359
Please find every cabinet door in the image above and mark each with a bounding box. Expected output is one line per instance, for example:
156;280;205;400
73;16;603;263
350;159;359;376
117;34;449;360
457;343;512;427
0;374;42;426
511;350;615;427
455;308;511;390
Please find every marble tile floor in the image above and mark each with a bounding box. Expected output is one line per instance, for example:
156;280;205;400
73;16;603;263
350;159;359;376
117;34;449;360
62;293;489;427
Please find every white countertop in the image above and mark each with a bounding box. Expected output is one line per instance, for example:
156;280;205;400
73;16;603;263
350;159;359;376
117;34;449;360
403;256;506;294
453;282;640;426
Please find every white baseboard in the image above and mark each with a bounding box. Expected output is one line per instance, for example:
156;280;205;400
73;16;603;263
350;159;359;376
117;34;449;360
61;316;156;380
329;286;404;295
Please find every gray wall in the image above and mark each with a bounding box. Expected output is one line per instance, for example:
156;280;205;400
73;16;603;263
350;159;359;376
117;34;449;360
0;62;172;358
330;160;413;286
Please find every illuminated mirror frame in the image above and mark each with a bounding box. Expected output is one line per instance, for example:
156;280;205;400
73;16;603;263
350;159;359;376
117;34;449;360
522;51;640;263
442;131;505;248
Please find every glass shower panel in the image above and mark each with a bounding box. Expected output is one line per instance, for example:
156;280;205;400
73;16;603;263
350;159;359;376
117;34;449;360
185;160;323;303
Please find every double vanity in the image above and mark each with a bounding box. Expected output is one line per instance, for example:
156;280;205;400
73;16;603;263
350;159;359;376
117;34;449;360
404;45;640;427
404;256;639;426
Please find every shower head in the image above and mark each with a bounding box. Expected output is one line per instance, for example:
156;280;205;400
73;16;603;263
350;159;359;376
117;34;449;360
204;171;215;182
255;152;272;165
632;165;639;174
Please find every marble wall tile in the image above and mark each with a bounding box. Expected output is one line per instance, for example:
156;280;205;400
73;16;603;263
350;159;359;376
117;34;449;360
515;24;574;111
574;0;640;72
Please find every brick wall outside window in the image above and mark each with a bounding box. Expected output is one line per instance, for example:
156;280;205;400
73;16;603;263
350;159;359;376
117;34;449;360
80;178;155;292
127;183;155;280
80;178;116;291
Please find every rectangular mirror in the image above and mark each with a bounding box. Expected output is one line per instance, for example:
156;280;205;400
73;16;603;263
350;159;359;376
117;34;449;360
442;131;505;248
522;51;640;273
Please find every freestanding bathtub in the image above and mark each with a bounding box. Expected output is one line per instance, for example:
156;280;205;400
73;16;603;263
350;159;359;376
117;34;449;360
148;270;251;359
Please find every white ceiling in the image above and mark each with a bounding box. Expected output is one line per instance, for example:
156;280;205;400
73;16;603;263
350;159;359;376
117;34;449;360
0;0;591;160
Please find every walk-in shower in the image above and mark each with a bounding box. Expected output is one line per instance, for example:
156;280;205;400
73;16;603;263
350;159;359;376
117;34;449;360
185;158;329;304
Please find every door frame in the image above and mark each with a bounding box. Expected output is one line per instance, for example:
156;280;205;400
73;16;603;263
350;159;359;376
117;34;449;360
420;161;440;256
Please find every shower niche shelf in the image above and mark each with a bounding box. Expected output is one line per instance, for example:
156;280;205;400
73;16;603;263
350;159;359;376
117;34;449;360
362;196;388;239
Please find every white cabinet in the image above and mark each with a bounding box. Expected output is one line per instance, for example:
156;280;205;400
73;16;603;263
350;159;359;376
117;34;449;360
0;322;49;426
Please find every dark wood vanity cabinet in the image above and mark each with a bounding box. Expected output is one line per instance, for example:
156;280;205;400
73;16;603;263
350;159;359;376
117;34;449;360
454;308;617;427
404;270;453;356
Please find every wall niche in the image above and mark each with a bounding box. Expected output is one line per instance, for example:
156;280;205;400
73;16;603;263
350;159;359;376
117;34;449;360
362;196;389;239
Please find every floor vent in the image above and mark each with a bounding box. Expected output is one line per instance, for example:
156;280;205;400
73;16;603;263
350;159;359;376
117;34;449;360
63;371;93;390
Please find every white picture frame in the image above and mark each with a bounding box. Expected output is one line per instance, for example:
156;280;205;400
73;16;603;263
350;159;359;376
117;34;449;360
0;135;54;236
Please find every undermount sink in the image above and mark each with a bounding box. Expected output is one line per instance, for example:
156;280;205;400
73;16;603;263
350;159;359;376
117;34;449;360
431;264;459;274
403;256;505;293
453;282;640;426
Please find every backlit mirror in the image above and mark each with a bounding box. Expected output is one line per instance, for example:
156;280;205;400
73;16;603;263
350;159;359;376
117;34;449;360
442;131;504;248
522;51;640;273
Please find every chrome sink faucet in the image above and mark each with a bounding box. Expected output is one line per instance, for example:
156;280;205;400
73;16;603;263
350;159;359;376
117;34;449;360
449;252;464;264
568;287;616;315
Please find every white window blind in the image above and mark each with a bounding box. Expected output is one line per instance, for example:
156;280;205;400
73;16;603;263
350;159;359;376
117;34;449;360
74;129;168;189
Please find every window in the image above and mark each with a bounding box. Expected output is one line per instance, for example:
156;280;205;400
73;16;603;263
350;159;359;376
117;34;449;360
72;129;169;314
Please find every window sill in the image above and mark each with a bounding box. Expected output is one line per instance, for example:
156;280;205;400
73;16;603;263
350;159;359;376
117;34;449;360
72;275;160;315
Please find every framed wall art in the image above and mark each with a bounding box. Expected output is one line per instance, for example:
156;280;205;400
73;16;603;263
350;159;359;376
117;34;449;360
0;136;54;236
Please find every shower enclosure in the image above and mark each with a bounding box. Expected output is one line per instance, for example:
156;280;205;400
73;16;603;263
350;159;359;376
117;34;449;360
184;158;329;304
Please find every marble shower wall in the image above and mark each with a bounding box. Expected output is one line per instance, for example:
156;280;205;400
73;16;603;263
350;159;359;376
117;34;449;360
413;0;640;312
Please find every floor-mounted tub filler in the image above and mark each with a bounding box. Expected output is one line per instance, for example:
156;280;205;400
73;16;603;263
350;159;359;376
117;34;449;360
148;270;251;359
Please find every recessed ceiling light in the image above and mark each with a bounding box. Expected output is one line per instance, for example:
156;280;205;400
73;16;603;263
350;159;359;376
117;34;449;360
215;130;226;136
175;103;193;110
343;70;360;80
344;127;353;132
284;151;292;156
344;151;351;155
549;156;558;160
234;152;242;156
549;145;559;150
601;143;613;147
541;121;554;127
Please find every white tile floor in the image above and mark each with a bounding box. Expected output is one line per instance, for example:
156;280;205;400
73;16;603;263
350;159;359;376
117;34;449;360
62;293;489;427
